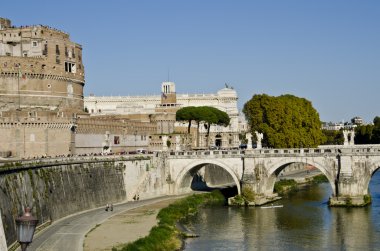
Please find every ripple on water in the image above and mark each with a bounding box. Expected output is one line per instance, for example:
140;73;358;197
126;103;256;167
185;174;380;251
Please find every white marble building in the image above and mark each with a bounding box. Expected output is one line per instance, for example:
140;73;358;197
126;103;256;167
84;82;242;148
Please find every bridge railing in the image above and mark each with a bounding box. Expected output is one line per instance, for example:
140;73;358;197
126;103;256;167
168;150;245;157
250;148;340;155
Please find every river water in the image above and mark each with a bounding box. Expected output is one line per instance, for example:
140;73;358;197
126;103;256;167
185;172;380;251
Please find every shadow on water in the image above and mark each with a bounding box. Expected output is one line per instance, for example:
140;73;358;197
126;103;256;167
190;173;238;202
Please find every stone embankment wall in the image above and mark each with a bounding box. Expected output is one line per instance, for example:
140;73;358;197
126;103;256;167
0;155;170;248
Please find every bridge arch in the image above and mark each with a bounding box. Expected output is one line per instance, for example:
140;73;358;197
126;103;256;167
362;160;380;195
174;159;241;195
265;158;336;196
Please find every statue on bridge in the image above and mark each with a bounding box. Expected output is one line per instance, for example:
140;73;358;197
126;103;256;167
246;133;252;150
343;130;349;146
343;130;355;146
349;130;355;146
175;135;181;151
255;131;264;149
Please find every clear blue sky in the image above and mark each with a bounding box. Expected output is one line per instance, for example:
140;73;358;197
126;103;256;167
2;1;379;122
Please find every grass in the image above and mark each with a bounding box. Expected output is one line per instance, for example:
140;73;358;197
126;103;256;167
113;191;225;251
309;174;329;184
274;179;298;195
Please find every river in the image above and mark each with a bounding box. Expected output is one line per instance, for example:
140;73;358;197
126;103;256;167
184;171;380;251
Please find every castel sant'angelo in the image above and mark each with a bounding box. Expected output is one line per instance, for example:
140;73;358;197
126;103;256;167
0;17;244;158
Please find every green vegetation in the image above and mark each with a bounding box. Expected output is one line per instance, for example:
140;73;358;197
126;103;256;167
309;174;329;184
176;106;230;147
355;116;380;144
364;194;372;204
274;179;298;195
241;186;255;202
321;129;344;145
114;191;225;251
243;94;324;148
229;186;257;206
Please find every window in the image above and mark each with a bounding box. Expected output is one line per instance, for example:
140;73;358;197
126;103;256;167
65;62;76;73
32;41;38;47
114;136;120;145
56;45;60;55
42;44;48;55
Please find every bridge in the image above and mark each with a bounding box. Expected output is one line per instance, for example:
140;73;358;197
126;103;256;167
2;145;380;249
165;145;380;206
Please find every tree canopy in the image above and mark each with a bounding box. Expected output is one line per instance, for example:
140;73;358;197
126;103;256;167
355;116;380;144
176;106;230;146
243;94;324;148
321;129;344;145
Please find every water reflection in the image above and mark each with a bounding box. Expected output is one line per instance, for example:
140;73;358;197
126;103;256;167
185;172;380;251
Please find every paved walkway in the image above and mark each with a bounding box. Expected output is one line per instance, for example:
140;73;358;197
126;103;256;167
27;196;185;251
83;198;180;251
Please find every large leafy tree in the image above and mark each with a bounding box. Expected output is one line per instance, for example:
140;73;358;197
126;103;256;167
243;94;324;148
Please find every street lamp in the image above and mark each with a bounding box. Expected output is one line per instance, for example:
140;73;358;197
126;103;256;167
15;207;38;251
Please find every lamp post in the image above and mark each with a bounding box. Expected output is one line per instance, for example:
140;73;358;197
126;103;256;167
15;207;38;251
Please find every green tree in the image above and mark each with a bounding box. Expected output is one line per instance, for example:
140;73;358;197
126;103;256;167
355;125;374;144
202;107;230;146
354;116;380;144
176;107;198;133
321;129;344;145
176;106;230;147
243;94;324;148
373;116;380;143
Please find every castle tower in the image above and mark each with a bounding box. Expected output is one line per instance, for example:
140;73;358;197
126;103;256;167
0;17;85;114
161;81;176;104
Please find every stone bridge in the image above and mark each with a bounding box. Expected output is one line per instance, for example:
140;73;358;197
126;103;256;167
165;145;380;206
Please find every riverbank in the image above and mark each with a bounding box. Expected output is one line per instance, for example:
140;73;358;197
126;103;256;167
83;191;225;251
275;174;329;195
83;197;184;251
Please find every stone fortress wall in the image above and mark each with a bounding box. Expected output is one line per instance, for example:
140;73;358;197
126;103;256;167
0;17;84;112
0;156;171;249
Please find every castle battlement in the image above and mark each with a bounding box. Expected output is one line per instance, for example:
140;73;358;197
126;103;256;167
0;17;85;114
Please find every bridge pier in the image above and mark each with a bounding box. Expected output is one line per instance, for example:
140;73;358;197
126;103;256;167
241;161;281;206
329;176;371;206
